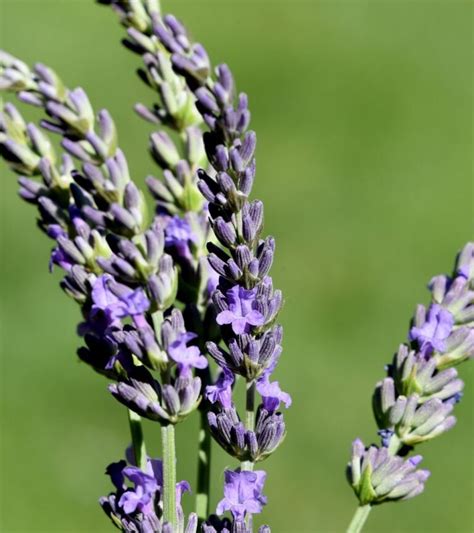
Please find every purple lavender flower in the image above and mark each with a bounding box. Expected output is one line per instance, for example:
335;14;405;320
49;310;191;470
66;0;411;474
216;468;267;521
216;286;265;334
168;332;208;375
409;304;454;353
91;273;150;325
347;241;473;529
164;214;197;259
118;465;158;514
101;452;191;527
205;367;234;408
347;439;431;504
102;458;160;524
256;376;292;413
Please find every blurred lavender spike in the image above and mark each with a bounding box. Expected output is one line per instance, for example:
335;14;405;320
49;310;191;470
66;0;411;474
346;242;474;532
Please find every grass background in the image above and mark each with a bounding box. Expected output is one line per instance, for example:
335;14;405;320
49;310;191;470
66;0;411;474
0;0;472;531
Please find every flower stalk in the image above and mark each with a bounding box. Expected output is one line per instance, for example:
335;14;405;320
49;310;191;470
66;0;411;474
127;409;148;472
161;423;177;529
346;505;371;533
242;379;256;472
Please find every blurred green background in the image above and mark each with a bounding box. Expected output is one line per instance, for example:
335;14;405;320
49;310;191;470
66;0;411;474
0;0;472;531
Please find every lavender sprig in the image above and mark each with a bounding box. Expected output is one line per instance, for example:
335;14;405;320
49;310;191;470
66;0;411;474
0;51;204;529
346;243;474;533
151;13;290;531
101;0;222;522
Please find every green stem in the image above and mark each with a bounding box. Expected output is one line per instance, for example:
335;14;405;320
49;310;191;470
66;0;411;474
128;409;147;471
162;424;177;529
195;410;212;523
241;380;255;472
346;504;372;533
387;434;402;455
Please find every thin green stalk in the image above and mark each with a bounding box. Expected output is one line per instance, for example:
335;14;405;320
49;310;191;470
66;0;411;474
128;409;147;471
195;410;212;522
162;424;177;529
241;379;255;472
387;434;402;455
346;504;372;533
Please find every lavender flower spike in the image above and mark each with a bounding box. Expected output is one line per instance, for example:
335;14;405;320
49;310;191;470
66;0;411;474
347;242;474;533
152;10;290;529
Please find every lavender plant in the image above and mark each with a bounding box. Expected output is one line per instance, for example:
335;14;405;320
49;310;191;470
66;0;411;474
346;243;474;532
1;1;470;532
0;1;289;531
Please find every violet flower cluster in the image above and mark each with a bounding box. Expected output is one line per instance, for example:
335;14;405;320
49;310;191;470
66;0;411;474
101;446;194;533
346;243;473;529
0;47;203;531
1;1;289;532
151;11;292;531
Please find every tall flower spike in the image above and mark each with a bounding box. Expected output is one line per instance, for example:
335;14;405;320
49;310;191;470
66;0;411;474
151;11;290;529
346;242;474;533
0;45;205;531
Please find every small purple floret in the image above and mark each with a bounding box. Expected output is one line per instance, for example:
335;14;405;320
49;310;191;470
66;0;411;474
164;215;196;259
91;274;150;326
118;466;158;514
168;332;208;375
216;468;267;521
102;453;190;521
216;285;265;335
256;376;291;413
409;304;454;353
205;367;234;408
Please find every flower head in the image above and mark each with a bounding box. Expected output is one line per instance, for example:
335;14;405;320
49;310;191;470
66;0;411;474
118;465;158;514
216;286;265;335
216;468;267;521
347;439;431;505
164;215;197;259
91;274;150;326
168;332;208;375
101;451;190;526
205;367;234;408
256;376;292;413
409;304;454;353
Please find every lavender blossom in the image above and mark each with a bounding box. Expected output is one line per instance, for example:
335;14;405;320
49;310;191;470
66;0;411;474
347;439;430;505
205;367;234;409
149;12;290;529
168;332;208;375
256;377;292;414
0;45;208;531
347;242;474;531
100;450;195;533
216;469;267;521
409;304;454;354
2;3;291;530
92;274;150;326
216;286;265;335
